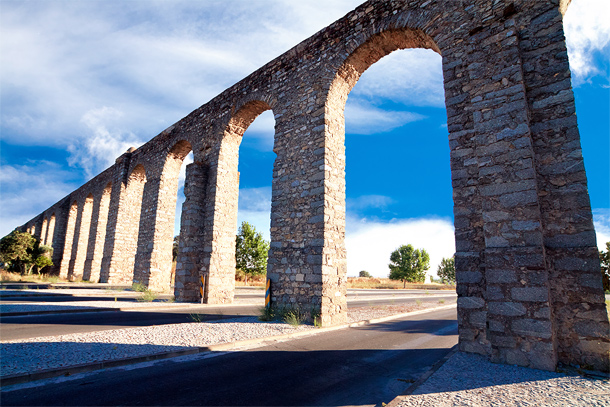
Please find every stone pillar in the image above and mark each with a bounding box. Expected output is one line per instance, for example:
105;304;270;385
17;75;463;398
175;162;209;302
465;17;556;371
100;152;145;285
133;175;176;292
443;48;490;357
267;109;347;327
515;2;609;372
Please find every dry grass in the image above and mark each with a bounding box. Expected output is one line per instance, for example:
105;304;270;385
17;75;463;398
0;269;67;283
347;277;455;290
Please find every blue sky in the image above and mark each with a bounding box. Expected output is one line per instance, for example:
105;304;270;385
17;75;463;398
1;0;608;278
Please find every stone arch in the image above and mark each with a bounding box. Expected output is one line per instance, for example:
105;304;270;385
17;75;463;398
211;100;274;302
59;201;79;279
46;213;56;248
68;194;94;280
133;140;192;291
84;183;112;282
41;217;49;246
121;164;148;282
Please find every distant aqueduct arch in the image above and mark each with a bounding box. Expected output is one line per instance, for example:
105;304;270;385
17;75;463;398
14;0;608;372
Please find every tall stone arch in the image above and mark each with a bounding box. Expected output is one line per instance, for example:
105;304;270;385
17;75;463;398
134;140;192;291
175;99;275;303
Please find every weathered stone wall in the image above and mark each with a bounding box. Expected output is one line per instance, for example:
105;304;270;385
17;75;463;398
13;0;608;372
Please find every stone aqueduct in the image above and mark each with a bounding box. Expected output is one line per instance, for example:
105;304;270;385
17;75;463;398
15;0;609;371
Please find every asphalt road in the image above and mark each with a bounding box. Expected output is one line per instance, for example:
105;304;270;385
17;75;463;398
1;307;458;406
1;289;456;340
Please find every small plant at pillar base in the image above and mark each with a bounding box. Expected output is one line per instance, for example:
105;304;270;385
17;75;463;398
136;289;158;302
259;304;311;326
132;282;147;292
310;306;322;328
258;306;277;322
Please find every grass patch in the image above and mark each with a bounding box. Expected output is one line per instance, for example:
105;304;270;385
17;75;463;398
189;313;205;323
259;304;315;326
438;299;445;304
347;277;455;290
136;289;158;302
132;282;147;292
415;299;422;306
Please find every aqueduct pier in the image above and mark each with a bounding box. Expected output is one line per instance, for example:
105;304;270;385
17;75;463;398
14;0;609;372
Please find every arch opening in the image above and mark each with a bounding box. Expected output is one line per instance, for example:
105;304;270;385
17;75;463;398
84;183;112;282
59;201;79;279
322;28;455;323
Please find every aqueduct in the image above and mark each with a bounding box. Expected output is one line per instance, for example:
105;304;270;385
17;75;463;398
14;0;609;372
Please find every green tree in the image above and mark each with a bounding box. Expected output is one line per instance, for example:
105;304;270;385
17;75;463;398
0;230;53;275
172;235;180;262
359;270;372;278
600;242;609;292
437;256;456;284
235;221;270;285
388;244;430;287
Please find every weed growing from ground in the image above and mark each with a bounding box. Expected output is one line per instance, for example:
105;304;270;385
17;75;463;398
189;313;205;322
136;289;158;302
439;299;445;304
132;282;147;292
416;299;422;306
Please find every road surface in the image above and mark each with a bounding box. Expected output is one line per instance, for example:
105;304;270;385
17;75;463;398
1;289;456;340
1;306;458;406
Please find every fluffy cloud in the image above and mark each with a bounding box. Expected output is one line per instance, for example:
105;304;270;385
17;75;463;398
67;107;145;178
564;0;610;84
593;208;610;251
0;162;81;236
346;216;456;278
351;48;445;107
345;101;426;135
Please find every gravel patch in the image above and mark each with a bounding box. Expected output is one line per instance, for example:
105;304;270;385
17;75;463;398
0;300;190;313
395;352;610;407
347;302;443;323
1;317;314;376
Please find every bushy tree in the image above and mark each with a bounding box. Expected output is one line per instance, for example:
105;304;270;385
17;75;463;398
235;221;270;285
437;256;456;284
0;230;53;275
172;235;180;262
359;270;372;278
600;242;609;292
388;244;430;287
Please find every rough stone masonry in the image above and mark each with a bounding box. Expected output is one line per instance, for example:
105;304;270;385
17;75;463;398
14;0;609;372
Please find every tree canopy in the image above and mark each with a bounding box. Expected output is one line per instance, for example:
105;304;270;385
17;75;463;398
359;270;372;278
235;221;270;285
0;230;53;275
388;244;430;287
437;256;455;284
600;242;609;292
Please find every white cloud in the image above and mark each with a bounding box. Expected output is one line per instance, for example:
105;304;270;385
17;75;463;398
242;110;276;151
345;101;426;135
352;48;445;107
67;107;145;178
564;0;610;84
346;216;456;279
593;208;610;251
0;162;81;236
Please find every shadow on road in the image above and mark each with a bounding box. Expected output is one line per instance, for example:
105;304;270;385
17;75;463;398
1;346;458;406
